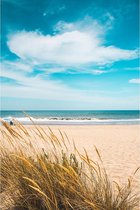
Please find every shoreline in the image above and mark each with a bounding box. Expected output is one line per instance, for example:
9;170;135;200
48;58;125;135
1;120;140;126
24;123;139;126
1;110;139;126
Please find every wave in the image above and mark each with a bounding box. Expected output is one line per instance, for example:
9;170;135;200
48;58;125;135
2;116;140;125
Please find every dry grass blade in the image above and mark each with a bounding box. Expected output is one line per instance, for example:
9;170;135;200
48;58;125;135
133;167;140;175
94;146;103;162
22;177;40;188
28;185;54;210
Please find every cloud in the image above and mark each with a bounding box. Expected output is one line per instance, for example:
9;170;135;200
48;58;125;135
90;70;107;75
43;4;66;16
1;57;139;109
129;78;140;84
54;15;115;35
7;18;138;69
2;17;139;107
102;13;115;29
2;81;139;109
0;76;23;86
1;60;94;102
125;67;140;71
54;17;104;35
1;72;101;103
1;60;33;72
66;67;111;75
0;58;128;104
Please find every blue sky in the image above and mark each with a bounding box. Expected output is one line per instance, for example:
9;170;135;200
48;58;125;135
1;0;139;110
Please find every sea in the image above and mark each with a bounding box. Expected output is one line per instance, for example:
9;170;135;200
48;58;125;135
1;110;140;125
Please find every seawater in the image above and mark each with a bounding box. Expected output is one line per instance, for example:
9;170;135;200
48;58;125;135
1;110;140;125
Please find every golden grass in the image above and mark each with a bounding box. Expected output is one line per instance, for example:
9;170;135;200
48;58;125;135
0;120;139;210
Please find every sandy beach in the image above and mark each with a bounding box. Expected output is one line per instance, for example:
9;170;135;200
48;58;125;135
1;124;140;190
1;123;140;209
25;124;140;189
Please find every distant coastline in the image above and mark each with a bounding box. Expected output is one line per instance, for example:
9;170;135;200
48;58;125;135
1;110;140;125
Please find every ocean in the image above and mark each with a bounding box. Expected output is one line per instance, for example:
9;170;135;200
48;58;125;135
1;110;140;125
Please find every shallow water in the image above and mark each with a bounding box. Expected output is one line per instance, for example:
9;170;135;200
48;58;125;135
1;110;140;125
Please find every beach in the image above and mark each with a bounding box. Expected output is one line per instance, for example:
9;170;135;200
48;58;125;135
24;124;139;189
2;124;139;189
1;123;140;209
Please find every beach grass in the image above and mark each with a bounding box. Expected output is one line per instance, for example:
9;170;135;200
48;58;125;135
0;120;139;210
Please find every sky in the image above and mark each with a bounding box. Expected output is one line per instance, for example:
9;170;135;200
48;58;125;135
1;0;140;110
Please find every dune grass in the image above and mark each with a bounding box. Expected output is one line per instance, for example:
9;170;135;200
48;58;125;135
0;120;139;210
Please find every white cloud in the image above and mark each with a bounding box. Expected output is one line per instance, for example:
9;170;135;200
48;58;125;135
2;17;139;109
129;78;140;84
43;4;66;16
90;70;107;75
1;60;33;72
54;15;115;35
2;82;139;109
1;62;31;83
125;67;140;71
54;17;104;35
1;59;139;109
1;61;94;102
7;19;138;68
103;13;115;29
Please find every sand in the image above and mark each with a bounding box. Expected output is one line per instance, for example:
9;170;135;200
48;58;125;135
30;124;140;190
1;124;140;191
